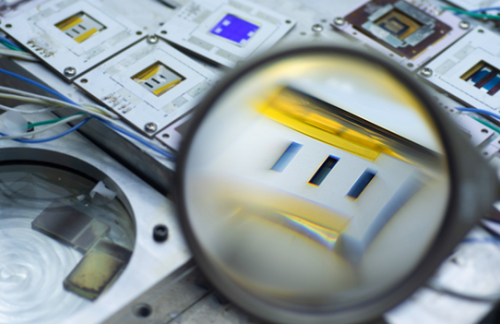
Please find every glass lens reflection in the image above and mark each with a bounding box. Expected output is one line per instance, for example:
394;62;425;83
183;54;450;306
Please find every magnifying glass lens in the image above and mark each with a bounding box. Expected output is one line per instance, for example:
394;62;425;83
181;53;450;308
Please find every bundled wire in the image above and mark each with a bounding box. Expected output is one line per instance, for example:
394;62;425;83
0;87;118;118
0;48;38;61
29;113;85;128
455;107;500;121
0;114;87;140
0;118;91;144
442;6;500;20
0;68;176;159
0;36;24;52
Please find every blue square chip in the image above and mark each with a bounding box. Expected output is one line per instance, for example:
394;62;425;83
210;14;259;46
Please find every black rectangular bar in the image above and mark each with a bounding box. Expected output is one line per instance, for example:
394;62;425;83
347;169;377;199
475;70;497;89
309;156;339;186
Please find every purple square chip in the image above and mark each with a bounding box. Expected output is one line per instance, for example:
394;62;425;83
210;14;259;46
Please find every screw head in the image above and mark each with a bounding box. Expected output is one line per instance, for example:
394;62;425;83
153;224;168;242
147;35;159;44
459;21;470;30
64;67;76;77
144;122;157;133
420;67;433;77
333;17;345;26
311;24;323;33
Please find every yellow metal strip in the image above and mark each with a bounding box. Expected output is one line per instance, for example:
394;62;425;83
256;88;411;163
134;65;161;82
56;16;84;31
153;79;181;96
461;61;485;81
74;28;98;43
262;108;380;161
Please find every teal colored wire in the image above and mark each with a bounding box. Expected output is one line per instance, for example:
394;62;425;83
455;108;500;120
0;68;176;159
471;116;500;134
0;40;22;51
442;6;500;20
0;118;90;143
0;36;23;51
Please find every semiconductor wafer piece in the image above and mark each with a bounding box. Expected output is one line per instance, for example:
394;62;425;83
32;202;110;253
333;0;470;71
64;239;132;300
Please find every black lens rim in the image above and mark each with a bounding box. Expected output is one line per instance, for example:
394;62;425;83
174;45;499;324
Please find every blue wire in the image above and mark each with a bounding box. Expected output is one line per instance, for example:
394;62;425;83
0;118;90;143
0;68;176;159
0;36;22;50
470;6;500;13
455;107;500;120
0;68;78;105
96;117;176;160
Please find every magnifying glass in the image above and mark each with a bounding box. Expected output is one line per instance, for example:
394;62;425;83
174;45;500;324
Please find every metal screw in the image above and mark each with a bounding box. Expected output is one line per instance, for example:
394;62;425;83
144;122;158;133
153;224;168;242
311;24;323;33
134;304;152;318
459;21;470;30
333;17;345;26
147;35;159;44
420;67;433;77
64;66;76;77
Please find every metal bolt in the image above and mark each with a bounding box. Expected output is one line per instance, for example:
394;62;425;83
459;21;470;30
420;67;433;77
333;17;345;26
147;35;159;44
311;24;323;33
144;122;158;133
64;66;76;77
153;224;168;242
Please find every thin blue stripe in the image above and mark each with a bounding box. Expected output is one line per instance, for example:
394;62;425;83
271;142;303;172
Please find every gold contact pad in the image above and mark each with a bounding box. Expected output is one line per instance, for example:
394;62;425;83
132;63;185;97
55;12;106;43
375;10;422;40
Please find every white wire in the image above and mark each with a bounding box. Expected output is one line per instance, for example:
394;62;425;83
0;114;86;140
0;103;59;114
0;86;119;119
0;48;39;62
0;94;68;112
0;85;172;155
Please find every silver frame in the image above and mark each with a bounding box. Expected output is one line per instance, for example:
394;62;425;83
0;142;190;324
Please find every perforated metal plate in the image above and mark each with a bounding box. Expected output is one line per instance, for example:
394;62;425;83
0;0;145;81
421;26;500;113
333;0;471;71
156;0;296;67
75;37;218;137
